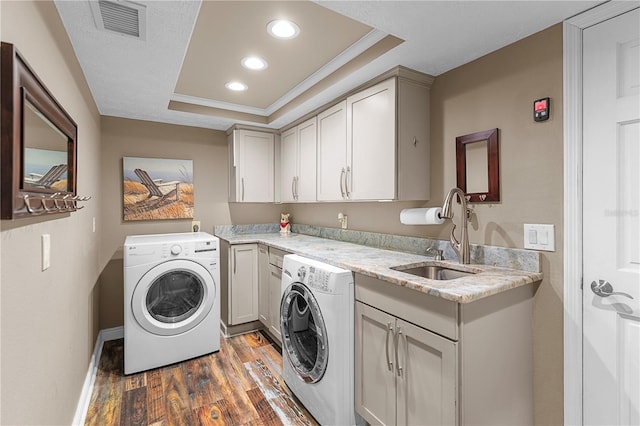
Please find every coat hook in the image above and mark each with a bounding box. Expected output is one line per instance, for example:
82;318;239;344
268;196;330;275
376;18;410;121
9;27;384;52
21;192;90;215
22;195;44;215
42;197;56;213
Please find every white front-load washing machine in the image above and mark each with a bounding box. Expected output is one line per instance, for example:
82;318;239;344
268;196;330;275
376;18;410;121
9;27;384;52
123;232;220;374
280;254;362;426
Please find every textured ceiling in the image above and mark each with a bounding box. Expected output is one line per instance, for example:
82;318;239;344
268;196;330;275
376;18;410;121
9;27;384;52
54;0;602;132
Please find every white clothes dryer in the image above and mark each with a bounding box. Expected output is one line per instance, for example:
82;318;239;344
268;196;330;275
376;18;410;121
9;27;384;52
123;232;220;374
280;254;362;426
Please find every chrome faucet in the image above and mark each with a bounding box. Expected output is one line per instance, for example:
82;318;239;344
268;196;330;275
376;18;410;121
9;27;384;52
440;187;471;264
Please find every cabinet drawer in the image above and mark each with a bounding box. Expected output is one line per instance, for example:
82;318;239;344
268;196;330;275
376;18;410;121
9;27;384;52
355;273;458;341
268;247;289;268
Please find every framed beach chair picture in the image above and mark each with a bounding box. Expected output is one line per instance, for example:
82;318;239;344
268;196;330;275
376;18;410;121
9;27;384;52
122;156;194;221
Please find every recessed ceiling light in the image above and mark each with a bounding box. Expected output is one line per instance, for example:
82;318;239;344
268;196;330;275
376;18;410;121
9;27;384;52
267;19;300;40
241;56;268;71
225;81;247;91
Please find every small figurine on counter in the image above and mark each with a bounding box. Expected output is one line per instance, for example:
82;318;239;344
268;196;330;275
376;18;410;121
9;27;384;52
280;213;291;234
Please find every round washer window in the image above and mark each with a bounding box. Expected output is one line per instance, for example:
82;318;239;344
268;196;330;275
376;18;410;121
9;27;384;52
280;283;328;383
146;270;203;324
131;259;215;336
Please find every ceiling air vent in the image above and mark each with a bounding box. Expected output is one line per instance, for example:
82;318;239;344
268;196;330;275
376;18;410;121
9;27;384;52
90;0;147;40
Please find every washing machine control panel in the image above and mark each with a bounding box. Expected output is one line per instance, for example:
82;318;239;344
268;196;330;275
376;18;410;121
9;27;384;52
306;266;332;293
155;240;218;261
124;235;219;270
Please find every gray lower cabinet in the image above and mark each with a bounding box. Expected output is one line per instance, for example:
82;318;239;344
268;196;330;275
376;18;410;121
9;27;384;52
220;241;261;337
356;301;457;425
258;245;287;344
355;273;536;426
228;243;259;325
258;245;270;325
267;262;282;342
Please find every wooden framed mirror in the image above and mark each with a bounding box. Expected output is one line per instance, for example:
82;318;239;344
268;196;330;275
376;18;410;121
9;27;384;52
456;128;499;203
1;42;78;219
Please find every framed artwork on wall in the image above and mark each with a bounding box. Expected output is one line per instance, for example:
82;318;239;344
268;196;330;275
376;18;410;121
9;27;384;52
122;156;194;221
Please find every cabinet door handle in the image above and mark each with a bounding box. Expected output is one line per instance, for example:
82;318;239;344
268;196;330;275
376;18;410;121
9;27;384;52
345;166;351;198
395;327;403;377
241;178;245;201
291;177;296;200
233;249;236;274
385;322;393;371
340;168;346;198
295;176;299;200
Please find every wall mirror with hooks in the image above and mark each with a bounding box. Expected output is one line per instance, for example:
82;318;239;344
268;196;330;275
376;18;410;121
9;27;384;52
1;41;81;219
456;128;500;203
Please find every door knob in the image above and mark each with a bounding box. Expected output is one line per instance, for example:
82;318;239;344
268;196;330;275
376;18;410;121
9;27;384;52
590;280;633;299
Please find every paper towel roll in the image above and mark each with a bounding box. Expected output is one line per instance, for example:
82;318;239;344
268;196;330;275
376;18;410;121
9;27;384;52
400;208;445;225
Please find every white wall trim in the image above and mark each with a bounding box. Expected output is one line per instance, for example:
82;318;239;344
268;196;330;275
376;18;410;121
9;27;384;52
72;326;124;426
562;17;583;426
563;3;640;425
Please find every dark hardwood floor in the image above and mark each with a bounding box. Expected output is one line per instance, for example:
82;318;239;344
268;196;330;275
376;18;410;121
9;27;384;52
84;331;318;426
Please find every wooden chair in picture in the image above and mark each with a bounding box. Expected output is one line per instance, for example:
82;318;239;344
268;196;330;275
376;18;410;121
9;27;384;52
23;164;67;188
134;168;180;202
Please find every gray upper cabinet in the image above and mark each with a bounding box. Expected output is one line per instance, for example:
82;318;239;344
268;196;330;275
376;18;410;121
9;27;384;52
280;117;317;203
229;67;433;204
346;78;397;200
316;71;433;202
316;100;348;201
228;129;275;203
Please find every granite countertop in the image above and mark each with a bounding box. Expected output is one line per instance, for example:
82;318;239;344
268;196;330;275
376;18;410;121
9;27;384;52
215;229;543;304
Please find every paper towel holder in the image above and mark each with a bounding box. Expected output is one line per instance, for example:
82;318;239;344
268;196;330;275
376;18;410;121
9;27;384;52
456;128;500;203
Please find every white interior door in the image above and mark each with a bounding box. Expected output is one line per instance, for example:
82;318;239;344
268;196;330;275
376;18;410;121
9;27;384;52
583;8;640;425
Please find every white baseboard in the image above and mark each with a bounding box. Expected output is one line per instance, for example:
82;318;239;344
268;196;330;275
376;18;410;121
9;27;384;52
72;326;124;425
100;326;124;342
220;319;261;338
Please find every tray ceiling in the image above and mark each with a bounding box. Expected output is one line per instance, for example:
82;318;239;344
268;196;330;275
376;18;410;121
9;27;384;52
54;0;602;131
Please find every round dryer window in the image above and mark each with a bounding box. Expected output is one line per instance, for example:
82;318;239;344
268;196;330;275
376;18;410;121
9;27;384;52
131;259;215;336
146;270;203;324
280;283;329;383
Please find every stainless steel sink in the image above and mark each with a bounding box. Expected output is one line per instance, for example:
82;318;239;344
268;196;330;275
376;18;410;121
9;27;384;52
391;264;475;280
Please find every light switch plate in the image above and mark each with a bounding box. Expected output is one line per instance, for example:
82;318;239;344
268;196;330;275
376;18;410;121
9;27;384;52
524;224;555;251
42;234;51;271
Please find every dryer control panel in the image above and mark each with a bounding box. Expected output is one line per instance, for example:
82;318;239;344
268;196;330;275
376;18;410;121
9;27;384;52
124;233;219;267
307;266;332;293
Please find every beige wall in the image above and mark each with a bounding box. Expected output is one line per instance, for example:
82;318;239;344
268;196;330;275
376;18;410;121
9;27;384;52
99;117;228;265
289;24;565;425
0;1;102;425
433;24;564;426
98;117;283;328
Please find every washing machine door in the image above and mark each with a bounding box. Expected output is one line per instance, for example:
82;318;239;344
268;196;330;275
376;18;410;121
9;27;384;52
131;259;215;336
280;282;329;383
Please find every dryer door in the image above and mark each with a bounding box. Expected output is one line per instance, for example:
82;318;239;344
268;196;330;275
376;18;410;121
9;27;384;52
280;282;329;383
131;259;215;336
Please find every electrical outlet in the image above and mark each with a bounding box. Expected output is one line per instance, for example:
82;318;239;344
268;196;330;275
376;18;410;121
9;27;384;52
191;221;201;232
